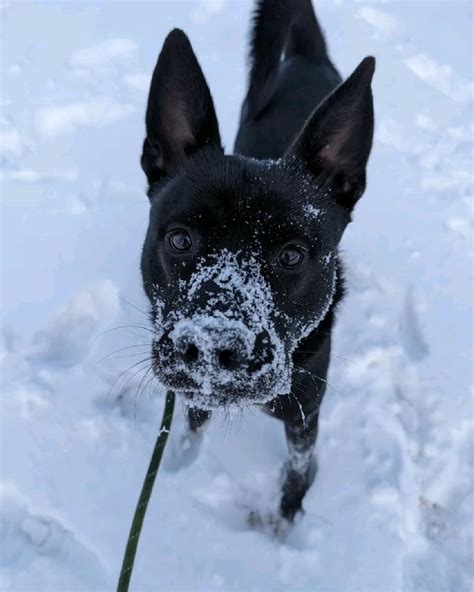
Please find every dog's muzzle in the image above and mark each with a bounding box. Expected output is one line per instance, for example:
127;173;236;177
151;252;292;405
153;315;275;396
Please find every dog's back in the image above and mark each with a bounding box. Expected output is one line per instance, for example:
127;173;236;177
234;0;342;160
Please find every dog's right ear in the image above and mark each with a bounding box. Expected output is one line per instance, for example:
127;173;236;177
141;29;222;187
286;56;375;211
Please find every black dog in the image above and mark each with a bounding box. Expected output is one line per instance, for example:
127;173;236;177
140;0;374;525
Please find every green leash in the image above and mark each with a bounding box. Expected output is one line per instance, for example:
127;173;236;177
117;390;176;592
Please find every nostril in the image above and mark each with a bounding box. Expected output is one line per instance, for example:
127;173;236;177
247;331;274;373
181;343;199;364
218;348;239;371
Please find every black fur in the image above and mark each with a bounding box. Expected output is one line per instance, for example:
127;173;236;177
140;0;375;524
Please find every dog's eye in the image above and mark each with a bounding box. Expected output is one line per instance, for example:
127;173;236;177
278;245;305;268
169;230;192;252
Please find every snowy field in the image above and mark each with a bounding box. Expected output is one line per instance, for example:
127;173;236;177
1;1;473;590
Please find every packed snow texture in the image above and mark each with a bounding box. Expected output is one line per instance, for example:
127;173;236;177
1;1;473;590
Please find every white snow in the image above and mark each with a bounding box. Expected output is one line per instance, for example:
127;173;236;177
303;203;322;220
70;39;137;69
123;73;150;93
404;53;474;104
0;129;24;158
1;168;78;183
191;0;228;23
36;98;135;136
1;1;472;591
357;6;399;36
28;280;120;369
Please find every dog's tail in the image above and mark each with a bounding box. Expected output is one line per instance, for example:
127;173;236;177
247;0;329;107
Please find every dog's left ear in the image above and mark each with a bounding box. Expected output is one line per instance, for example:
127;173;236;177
141;29;222;187
287;56;375;210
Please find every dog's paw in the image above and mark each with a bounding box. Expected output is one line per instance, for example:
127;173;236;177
247;509;294;540
163;428;204;472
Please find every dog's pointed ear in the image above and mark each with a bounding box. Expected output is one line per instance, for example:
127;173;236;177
141;29;222;186
287;56;375;210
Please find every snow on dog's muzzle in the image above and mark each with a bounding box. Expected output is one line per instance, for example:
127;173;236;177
151;251;292;406
171;316;256;372
154;316;275;395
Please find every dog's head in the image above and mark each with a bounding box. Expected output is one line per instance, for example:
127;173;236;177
140;30;374;409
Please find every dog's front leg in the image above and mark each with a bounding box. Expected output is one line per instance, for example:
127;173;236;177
188;407;211;433
182;406;211;454
165;406;211;471
276;333;331;522
280;408;319;522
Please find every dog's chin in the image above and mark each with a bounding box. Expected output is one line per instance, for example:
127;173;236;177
155;369;290;409
179;389;245;409
176;388;278;410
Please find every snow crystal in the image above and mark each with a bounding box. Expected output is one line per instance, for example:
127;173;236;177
303;203;322;220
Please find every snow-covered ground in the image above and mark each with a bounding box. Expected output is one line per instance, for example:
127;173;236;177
1;1;473;590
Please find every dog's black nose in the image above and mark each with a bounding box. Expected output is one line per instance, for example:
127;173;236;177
178;341;245;371
170;319;256;375
180;342;199;364
217;347;244;370
175;336;249;371
153;320;276;395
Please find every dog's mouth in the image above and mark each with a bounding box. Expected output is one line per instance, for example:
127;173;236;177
156;378;291;409
153;350;292;409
